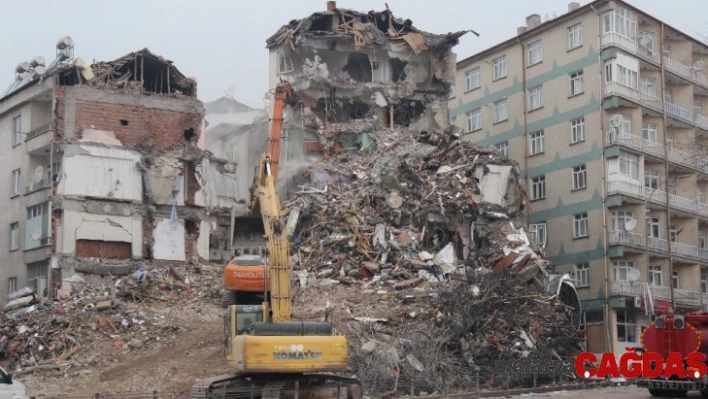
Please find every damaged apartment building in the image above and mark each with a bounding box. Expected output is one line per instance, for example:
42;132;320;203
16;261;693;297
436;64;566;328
0;38;239;304
265;1;469;171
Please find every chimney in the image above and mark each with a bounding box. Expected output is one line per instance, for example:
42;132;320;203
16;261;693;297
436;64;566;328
517;26;528;35
327;1;336;11
568;2;580;11
526;14;542;29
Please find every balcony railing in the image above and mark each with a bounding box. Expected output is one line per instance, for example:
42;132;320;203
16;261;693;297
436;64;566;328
25;179;51;194
666;102;692;124
604;82;663;113
695;114;708;131
605;132;708;175
601;33;661;64
24;122;55;142
607;178;708;220
612;280;707;308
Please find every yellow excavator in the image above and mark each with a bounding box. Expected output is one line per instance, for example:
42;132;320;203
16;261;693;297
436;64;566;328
191;153;362;399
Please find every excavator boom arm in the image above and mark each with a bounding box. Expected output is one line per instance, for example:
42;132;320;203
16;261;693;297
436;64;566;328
251;154;291;322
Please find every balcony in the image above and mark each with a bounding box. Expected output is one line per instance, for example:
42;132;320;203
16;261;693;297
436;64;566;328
24;122;55;142
604;82;662;113
602;33;661;65
608;229;708;263
605;132;708;175
607;178;708;220
665;102;692;124
612;280;707;309
25;179;51;195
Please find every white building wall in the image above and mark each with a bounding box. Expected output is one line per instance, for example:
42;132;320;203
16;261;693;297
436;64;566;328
153;218;186;261
58;210;143;257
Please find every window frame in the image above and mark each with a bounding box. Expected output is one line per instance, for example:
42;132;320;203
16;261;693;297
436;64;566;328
573;212;589;238
529;222;547;247
528;85;543;110
277;51;294;74
12;116;21;146
9;222;19;251
575;263;589;287
493;55;507;80
572;164;587;190
7;277;17;296
648;265;663;286
11;169;20;197
530;175;546;201
569;70;584;96
611;211;634;232
568;23;582;50
494;98;508;123
527;40;542;66
616;308;637;343
496;141;508;156
466;67;480;91
672;271;680;289
571;117;585;143
466;108;481;132
530;130;545;155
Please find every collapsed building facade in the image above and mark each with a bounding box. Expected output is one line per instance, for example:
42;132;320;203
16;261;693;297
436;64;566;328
0;38;239;305
265;1;467;173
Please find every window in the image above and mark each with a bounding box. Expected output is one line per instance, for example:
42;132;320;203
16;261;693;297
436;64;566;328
466;108;481;132
645;170;659;189
669;225;678;242
571;118;585;143
530;130;544;154
493;55;507;80
11;169;20;197
27;261;48;297
529;223;547;247
642;123;658;143
602;6;636;38
574;212;589;238
648;265;663;286
9;223;18;251
612;211;633;232
664;89;673;104
48;161;62;182
641;77;657;96
613;260;635;281
702;277;708;294
528;85;543;110
672;271;680;289
568;23;582;49
466;67;480;91
700;232;706;249
647;217;660;238
26;203;49;250
572;164;587;190
530;175;546;200
619;151;639;179
611;114;631;135
496;141;508;156
12;116;21;146
277;51;293;74
527;40;542;65
638;32;655;54
570;70;584;96
616;308;637;343
575;263;589;287
7;277;16;295
494;99;508;122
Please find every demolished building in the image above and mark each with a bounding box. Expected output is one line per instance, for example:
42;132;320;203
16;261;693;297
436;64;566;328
0;38;239;305
265;1;467;180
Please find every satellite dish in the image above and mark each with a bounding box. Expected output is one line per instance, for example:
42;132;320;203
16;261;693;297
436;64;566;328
30;230;42;241
693;60;705;72
30;56;45;68
627;268;641;282
625;218;637;232
15;62;30;73
609;114;624;127
33;166;44;183
34;66;47;76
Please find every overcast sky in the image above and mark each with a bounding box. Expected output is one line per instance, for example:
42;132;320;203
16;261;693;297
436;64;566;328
0;0;705;109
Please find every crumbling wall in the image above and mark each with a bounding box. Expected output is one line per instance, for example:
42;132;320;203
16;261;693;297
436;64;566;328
152;218;186;261
57;210;142;258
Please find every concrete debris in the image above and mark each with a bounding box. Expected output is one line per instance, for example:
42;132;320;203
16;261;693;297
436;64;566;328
285;129;583;396
0;264;225;375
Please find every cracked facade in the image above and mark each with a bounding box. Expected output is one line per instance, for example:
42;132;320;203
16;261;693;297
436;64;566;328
0;40;238;304
265;1;468;182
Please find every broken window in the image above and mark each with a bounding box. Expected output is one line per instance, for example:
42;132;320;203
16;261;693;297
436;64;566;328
388;101;425;127
27;260;49;297
389;58;407;83
184;128;196;141
343;53;372;83
278;51;294;74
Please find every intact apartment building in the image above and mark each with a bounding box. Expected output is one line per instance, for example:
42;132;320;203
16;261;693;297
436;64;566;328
0;38;239;305
451;0;708;355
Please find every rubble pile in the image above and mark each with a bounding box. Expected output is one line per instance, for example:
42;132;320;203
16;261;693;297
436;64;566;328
0;264;223;375
285;129;583;395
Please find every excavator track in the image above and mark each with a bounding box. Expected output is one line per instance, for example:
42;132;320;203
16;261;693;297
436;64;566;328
190;373;362;399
